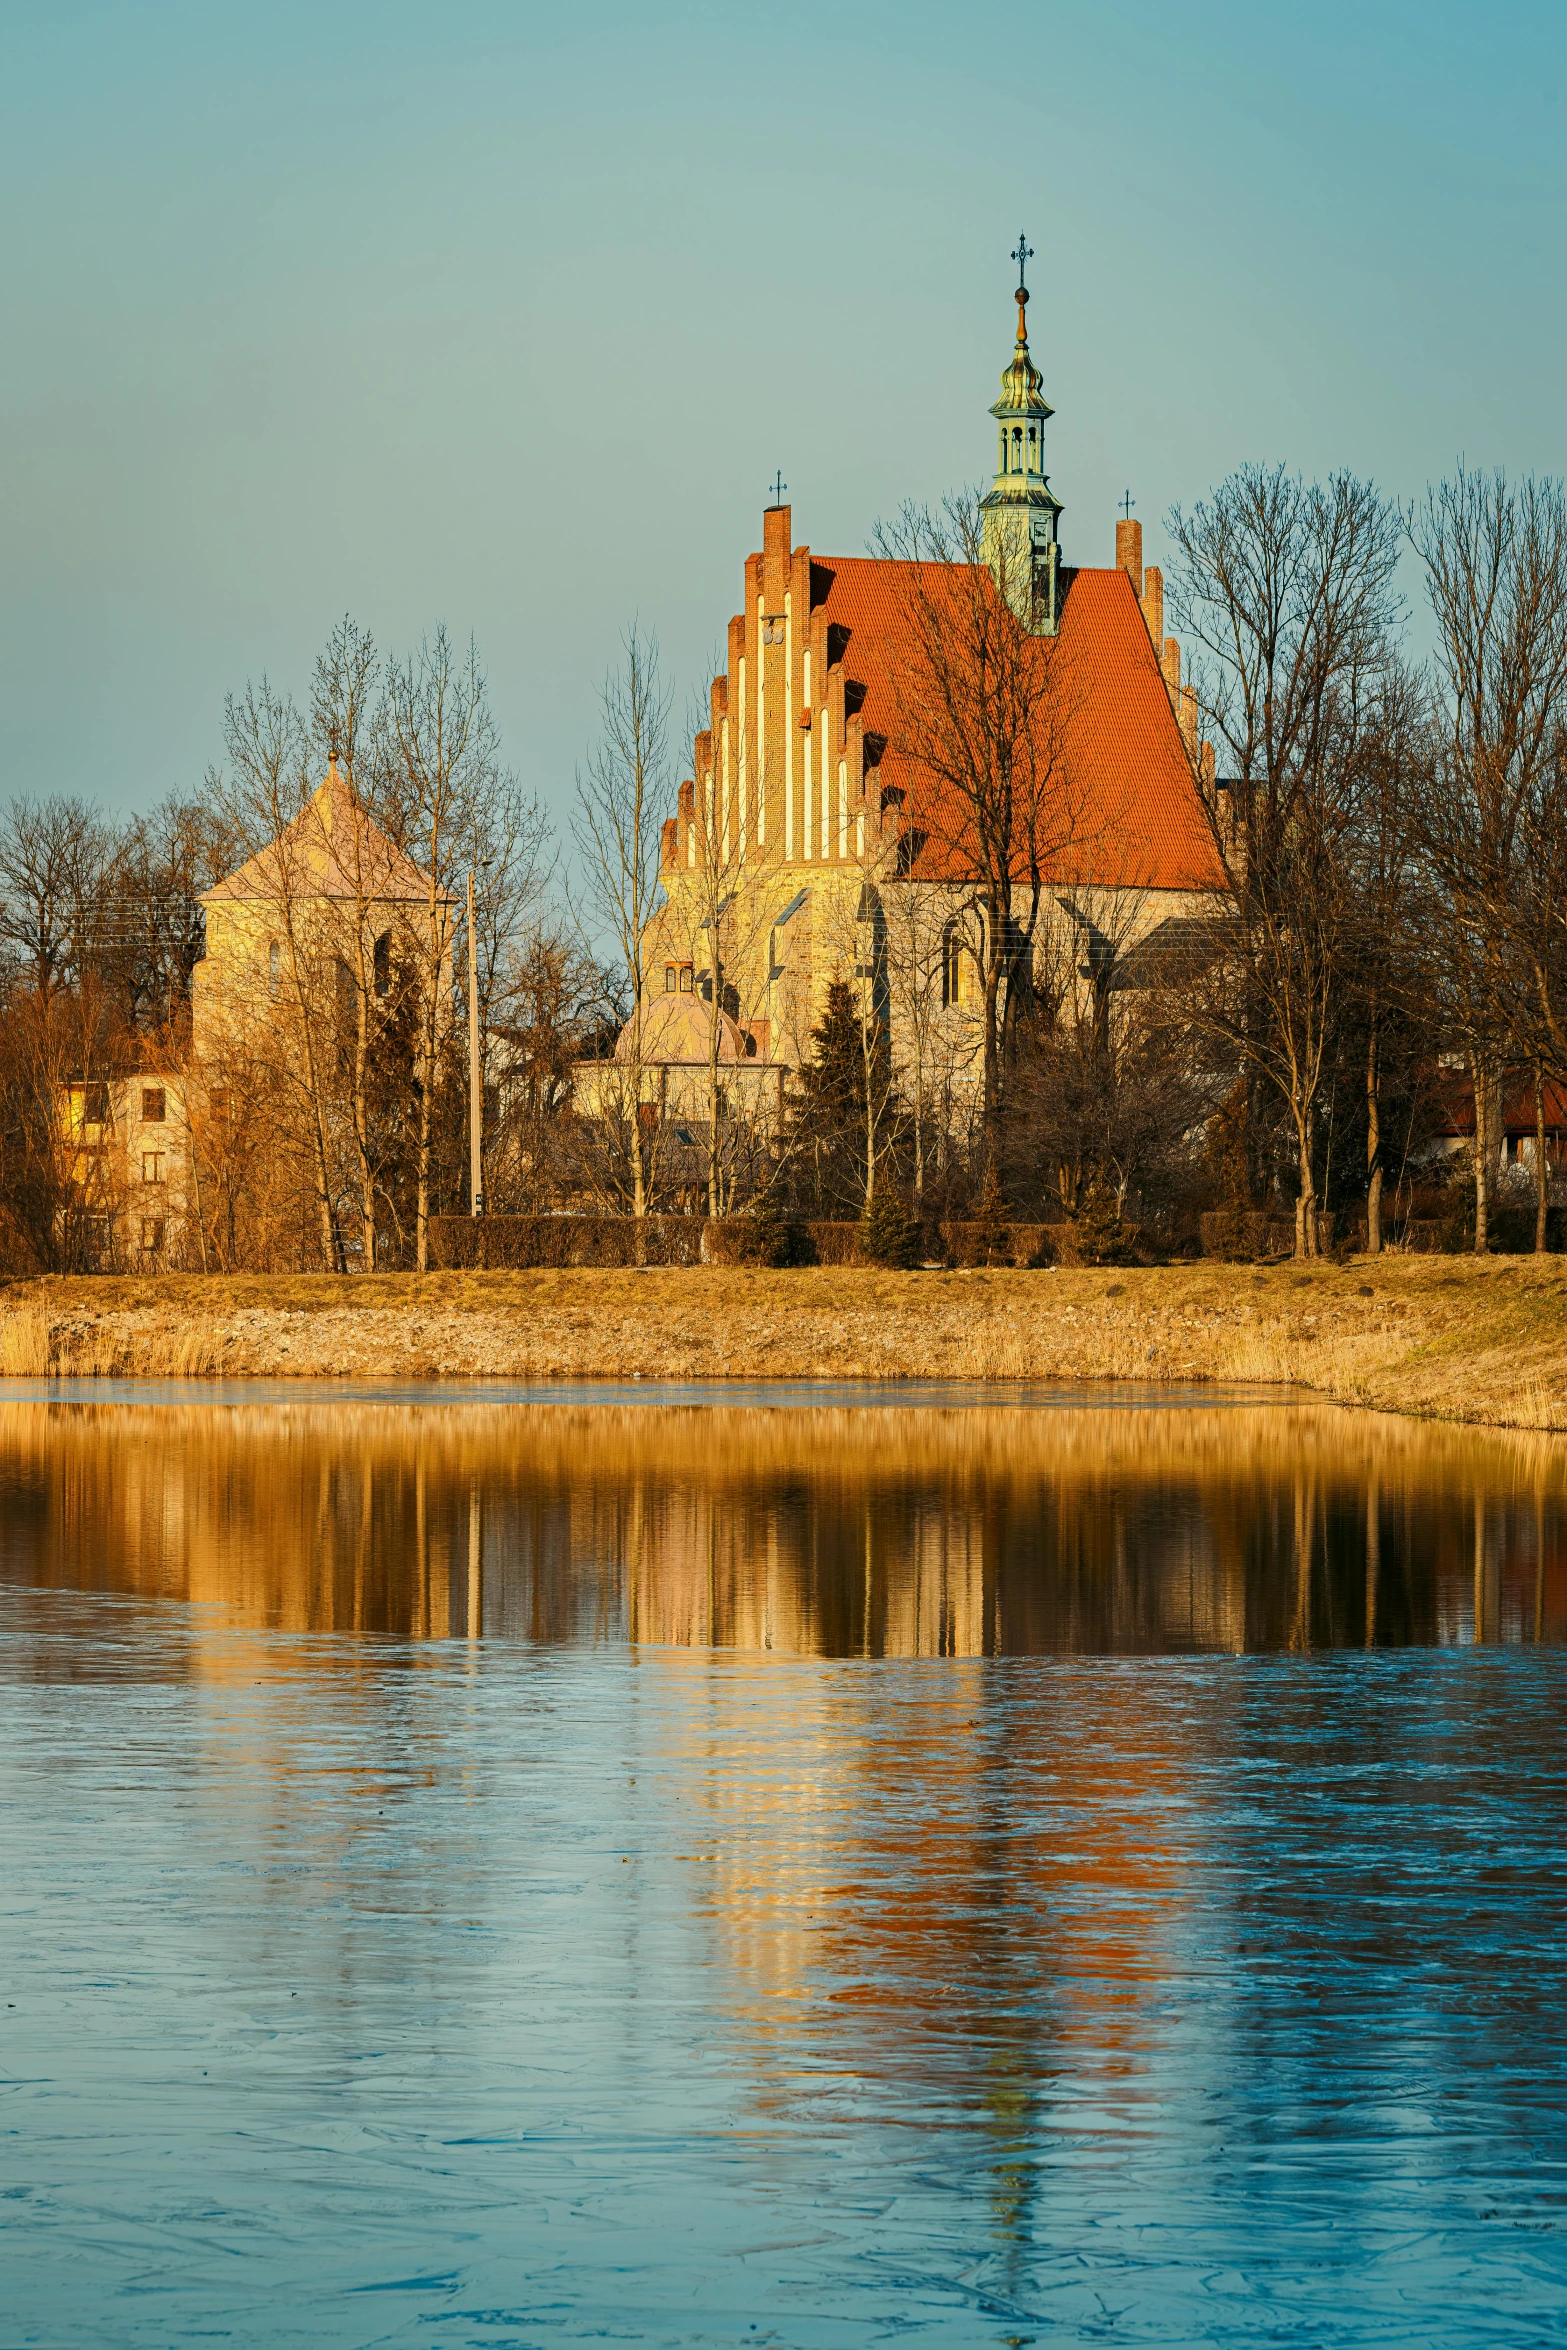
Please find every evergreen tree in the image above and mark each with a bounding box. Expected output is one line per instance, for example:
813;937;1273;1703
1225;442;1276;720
973;1157;1010;1265
792;978;871;1216
1072;1165;1134;1266
860;1177;921;1269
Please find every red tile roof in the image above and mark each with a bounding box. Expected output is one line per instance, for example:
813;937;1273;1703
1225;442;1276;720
1434;1070;1567;1138
814;557;1227;894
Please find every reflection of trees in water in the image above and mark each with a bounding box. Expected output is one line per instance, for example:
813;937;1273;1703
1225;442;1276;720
0;1401;1565;1656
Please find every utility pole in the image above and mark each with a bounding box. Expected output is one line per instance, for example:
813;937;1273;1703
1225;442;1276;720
467;869;483;1217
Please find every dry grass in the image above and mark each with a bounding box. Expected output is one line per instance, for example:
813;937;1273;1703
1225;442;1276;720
3;1255;1566;1429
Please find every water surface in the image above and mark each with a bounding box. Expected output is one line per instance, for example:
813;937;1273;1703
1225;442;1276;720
2;1387;1565;2344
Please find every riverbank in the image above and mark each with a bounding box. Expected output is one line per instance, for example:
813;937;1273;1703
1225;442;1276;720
2;1258;1564;1429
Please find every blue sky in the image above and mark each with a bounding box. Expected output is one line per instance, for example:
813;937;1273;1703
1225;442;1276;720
1;0;1562;826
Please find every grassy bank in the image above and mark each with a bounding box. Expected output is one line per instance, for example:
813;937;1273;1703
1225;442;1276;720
2;1257;1564;1429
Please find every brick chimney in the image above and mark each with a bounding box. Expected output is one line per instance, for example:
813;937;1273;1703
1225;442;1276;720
1141;564;1163;650
1179;683;1199;757
1116;516;1143;600
763;503;791;606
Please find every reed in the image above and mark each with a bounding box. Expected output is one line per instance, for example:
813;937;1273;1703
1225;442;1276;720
0;1307;53;1376
2;1259;1566;1432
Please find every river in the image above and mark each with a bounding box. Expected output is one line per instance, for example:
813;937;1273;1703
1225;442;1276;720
2;1382;1564;2344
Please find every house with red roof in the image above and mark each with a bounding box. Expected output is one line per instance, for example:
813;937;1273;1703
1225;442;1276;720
623;257;1230;1120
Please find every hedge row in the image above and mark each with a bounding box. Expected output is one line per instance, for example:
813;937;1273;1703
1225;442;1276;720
432;1208;1561;1271
430;1215;707;1269
429;1213;1075;1271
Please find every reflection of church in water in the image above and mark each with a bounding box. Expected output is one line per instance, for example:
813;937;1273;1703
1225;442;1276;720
9;1403;1558;1658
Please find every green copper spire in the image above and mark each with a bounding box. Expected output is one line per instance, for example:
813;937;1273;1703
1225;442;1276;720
980;235;1064;634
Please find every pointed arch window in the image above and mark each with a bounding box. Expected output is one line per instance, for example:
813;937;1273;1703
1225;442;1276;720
942;923;965;1007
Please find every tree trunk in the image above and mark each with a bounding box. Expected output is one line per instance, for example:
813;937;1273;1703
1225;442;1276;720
981;900;1004;1174
1471;1049;1492;1254
354;970;374;1269
287;947;341;1274
913;1074;925;1213
1365;1028;1382;1256
1536;1065;1550;1254
706;942;722;1219
1293;1099;1318;1260
415;1025;432;1272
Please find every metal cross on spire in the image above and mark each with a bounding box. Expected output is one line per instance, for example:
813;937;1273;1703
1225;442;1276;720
1012;232;1033;290
769;470;787;507
1120;489;1135;521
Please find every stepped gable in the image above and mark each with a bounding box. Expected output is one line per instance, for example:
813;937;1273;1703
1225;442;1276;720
811;553;1227;894
203;768;449;906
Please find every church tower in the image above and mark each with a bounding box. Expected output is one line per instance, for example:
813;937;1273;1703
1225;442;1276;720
979;235;1064;634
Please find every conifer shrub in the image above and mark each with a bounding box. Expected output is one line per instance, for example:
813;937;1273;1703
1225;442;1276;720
859;1184;922;1270
1072;1168;1137;1267
972;1160;1010;1266
706;1196;794;1266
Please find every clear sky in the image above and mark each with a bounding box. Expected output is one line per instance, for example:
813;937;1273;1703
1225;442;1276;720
1;0;1562;827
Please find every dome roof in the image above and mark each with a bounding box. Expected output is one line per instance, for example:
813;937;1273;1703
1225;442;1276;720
613;992;751;1065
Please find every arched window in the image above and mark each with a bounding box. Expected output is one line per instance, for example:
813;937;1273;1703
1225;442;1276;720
374;931;391;997
942;925;964;1008
665;964;677;993
268;940;280;998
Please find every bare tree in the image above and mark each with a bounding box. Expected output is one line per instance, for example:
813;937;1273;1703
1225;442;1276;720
484;923;602;1209
1343;666;1424;1254
571;625;670;1226
107;793;239;1038
881;875;972;1210
1412;470;1567;1252
871;489;1082;1174
382;628;494;1270
312;615;387;1269
0;796;117;1001
1168;465;1404;1257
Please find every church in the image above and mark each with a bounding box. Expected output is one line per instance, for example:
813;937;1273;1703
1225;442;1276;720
612;247;1228;1129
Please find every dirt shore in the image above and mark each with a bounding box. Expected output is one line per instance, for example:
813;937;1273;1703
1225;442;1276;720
2;1258;1564;1429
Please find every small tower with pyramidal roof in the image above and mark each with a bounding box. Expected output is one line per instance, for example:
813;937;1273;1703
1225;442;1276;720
980;234;1064;633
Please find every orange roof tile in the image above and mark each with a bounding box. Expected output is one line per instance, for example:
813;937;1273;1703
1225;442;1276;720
814;557;1227;894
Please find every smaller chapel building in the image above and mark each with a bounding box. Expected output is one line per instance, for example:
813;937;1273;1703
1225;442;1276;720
61;763;451;1268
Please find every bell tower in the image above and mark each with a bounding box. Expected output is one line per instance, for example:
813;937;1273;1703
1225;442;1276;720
980;234;1064;633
